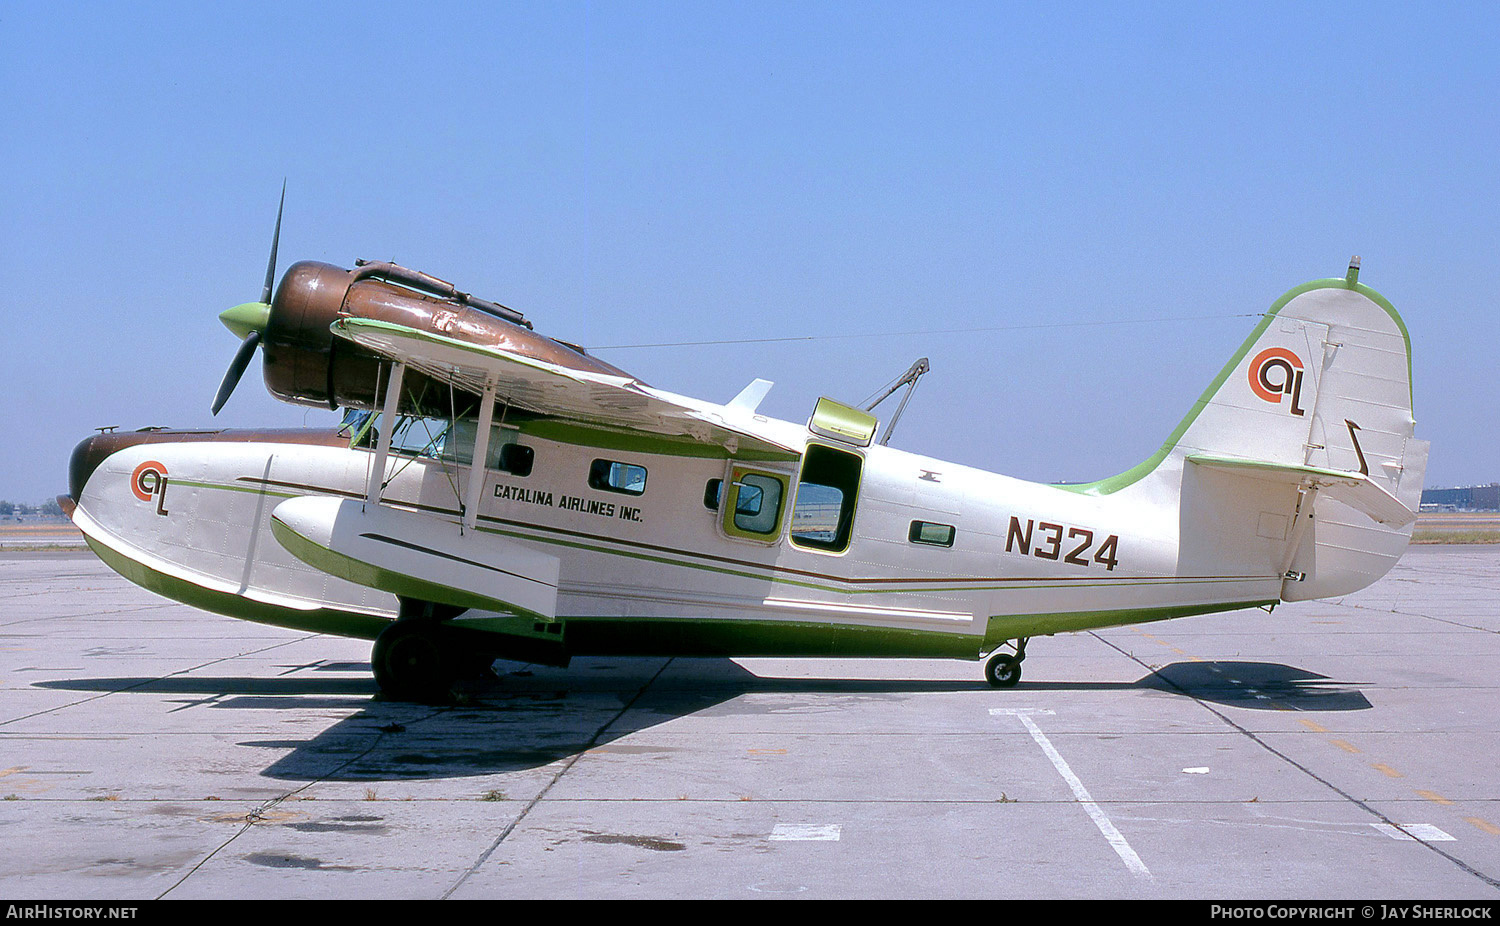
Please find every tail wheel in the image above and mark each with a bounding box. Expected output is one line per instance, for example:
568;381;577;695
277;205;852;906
373;620;457;701
984;637;1029;689
985;653;1022;688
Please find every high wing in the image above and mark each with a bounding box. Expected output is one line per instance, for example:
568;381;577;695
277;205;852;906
331;317;801;460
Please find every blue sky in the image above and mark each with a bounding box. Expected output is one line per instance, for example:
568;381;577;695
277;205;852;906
2;1;1495;503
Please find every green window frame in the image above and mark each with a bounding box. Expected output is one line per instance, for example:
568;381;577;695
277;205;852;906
790;443;863;553
721;465;788;542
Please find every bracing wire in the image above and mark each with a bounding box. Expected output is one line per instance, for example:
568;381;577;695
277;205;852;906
589;312;1261;351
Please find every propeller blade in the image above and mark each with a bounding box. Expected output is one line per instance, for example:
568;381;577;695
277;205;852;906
211;330;261;415
261;180;285;304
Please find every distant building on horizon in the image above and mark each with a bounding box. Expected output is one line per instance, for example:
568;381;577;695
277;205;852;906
1421;484;1500;511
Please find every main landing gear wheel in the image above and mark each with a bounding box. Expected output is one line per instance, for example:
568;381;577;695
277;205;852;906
984;637;1029;689
372;620;458;702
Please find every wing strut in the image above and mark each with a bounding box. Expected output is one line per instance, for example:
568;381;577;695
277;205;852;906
366;361;406;505
462;382;497;531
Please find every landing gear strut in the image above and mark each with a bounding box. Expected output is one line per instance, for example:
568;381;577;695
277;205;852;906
984;637;1029;689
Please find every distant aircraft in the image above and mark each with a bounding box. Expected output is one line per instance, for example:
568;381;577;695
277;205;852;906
62;199;1428;699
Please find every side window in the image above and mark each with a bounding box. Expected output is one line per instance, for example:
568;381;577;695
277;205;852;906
589;459;647;496
733;474;783;534
704;478;723;510
499;443;534;477
908;520;956;547
391;416;453;460
436;419;522;470
791;444;863;553
721;467;788;542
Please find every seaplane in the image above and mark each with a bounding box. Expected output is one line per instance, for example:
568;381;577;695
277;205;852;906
63;199;1429;700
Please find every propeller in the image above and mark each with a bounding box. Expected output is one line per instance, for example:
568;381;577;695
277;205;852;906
211;182;284;415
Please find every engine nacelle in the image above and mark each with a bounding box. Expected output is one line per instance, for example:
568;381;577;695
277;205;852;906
260;260;633;415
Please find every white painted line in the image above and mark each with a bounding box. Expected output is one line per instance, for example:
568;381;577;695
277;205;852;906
770;824;842;841
1372;823;1456;842
1182;767;1210;774
991;709;1152;880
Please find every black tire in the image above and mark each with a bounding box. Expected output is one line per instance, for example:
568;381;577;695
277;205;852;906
372;621;457;701
985;653;1022;689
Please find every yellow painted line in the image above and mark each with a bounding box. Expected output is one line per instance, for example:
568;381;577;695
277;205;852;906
1417;790;1455;806
1329;739;1361;754
1133;624;1196;658
0;767;27;779
1297;718;1328;733
1371;763;1404;778
748;749;788;756
1464;817;1500;836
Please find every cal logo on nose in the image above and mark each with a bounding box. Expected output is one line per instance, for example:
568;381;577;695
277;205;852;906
130;460;170;516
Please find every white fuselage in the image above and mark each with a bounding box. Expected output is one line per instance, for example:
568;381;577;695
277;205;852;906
74;417;1285;660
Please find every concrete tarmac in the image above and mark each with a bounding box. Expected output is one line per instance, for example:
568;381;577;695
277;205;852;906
1;546;1498;899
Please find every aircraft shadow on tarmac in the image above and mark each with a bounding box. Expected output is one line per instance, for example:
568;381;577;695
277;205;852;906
36;657;1369;782
1136;660;1374;712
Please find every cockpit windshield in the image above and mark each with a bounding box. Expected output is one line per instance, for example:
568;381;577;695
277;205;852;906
339;410;452;460
338;410;511;469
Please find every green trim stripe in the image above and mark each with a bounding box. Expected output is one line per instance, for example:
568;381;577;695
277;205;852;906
85;493;1277;658
269;517;549;619
519;419;796;462
982;598;1275;644
86;535;391;640
562;614;981;659
477;517;1268;596
200;472;1276;597
88;526;1274;659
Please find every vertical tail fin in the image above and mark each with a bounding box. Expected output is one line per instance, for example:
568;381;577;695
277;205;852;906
1066;262;1424;600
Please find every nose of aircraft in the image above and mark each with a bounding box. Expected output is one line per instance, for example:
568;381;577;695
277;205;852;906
67;429;171;504
67;433;113;504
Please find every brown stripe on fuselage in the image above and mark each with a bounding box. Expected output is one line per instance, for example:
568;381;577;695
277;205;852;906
67;427;349;503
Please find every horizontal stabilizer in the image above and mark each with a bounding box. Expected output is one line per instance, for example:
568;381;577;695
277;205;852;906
1186;454;1416;528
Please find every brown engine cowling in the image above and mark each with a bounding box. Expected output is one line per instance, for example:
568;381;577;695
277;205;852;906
261;260;637;416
